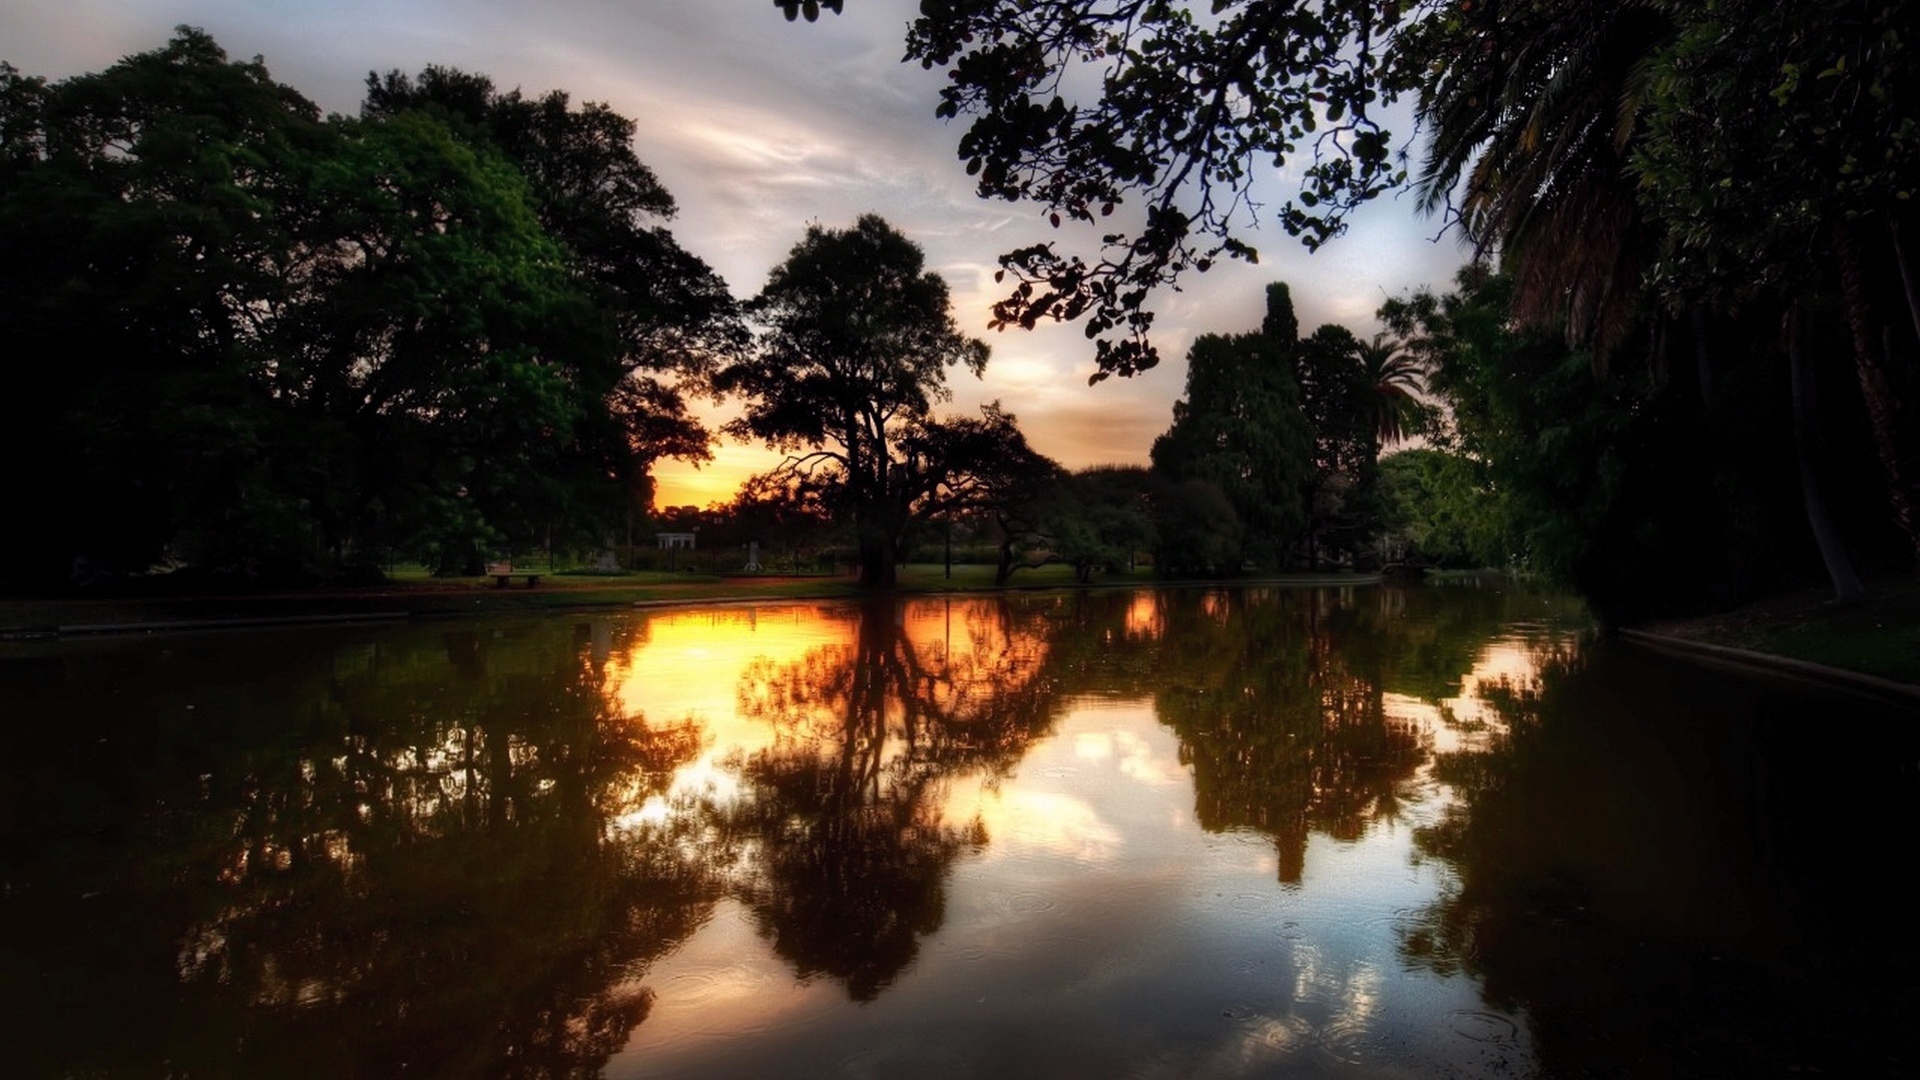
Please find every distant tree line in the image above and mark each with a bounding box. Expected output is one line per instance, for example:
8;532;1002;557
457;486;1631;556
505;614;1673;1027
14;12;1912;623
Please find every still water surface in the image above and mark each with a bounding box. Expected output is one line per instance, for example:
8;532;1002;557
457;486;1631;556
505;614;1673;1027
2;584;1915;1078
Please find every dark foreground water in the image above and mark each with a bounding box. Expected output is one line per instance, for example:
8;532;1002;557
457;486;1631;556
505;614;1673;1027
2;583;1915;1078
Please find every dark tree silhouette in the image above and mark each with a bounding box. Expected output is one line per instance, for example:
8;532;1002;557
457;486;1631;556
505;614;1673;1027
716;215;990;587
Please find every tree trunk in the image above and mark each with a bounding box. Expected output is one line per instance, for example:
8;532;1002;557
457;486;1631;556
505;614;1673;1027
857;530;896;588
1834;223;1920;562
1891;220;1920;348
1690;307;1715;411
1786;309;1865;603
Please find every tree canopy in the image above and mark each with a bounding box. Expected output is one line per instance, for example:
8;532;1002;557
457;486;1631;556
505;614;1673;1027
1;30;737;588
1149;318;1312;569
786;0;1919;612
716;214;991;587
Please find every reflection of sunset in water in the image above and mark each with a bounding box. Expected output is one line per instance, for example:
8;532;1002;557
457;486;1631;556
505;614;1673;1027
608;591;1586;1074
1124;592;1163;640
609;605;852;824
1384;634;1560;754
26;583;1725;1079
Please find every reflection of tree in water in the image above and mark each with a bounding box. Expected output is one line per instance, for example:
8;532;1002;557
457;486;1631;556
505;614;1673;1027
1151;588;1426;883
1399;638;1920;1077
0;619;722;1079
0;583;1581;1074
1040;583;1531;883
722;597;1060;1000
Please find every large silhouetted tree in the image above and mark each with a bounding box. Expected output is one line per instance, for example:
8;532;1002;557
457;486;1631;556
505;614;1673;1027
362;67;746;500
716;215;990;587
1149;321;1312;569
1;31;739;588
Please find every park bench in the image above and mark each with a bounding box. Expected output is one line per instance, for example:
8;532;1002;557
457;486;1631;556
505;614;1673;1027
485;562;541;589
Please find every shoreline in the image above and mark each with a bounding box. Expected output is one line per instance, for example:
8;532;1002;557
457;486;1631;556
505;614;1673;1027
8;569;1914;699
0;569;1391;642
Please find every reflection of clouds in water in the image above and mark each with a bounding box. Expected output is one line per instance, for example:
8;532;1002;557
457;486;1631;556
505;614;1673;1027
1075;727;1184;786
967;788;1120;862
1119;731;1184;786
1074;731;1113;761
615;898;838;1063
1386;634;1574;755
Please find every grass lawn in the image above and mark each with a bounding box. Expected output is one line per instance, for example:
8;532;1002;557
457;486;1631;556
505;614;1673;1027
0;560;1365;635
0;567;861;633
1635;574;1920;686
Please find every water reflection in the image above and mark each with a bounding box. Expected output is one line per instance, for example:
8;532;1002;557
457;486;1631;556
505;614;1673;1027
2;621;731;1077
1400;638;1920;1078
719;598;1058;1000
4;585;1911;1077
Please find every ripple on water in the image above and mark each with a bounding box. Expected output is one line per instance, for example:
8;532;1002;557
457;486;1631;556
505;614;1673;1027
1242;1013;1313;1052
1226;890;1275;916
999;890;1059;916
1447;1008;1520;1044
1315;1011;1386;1067
656;961;769;1012
945;943;996;964
1349;905;1428;935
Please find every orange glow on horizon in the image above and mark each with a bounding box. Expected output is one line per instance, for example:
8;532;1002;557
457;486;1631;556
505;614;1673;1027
650;444;787;511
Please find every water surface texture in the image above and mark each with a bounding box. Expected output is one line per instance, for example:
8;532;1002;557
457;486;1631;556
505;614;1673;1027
3;584;1915;1078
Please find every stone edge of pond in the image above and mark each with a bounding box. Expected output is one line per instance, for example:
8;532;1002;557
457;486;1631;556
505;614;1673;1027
0;596;822;641
2;576;1403;642
1618;627;1920;706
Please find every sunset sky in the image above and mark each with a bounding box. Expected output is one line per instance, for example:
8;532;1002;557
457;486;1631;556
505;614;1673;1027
2;1;1473;508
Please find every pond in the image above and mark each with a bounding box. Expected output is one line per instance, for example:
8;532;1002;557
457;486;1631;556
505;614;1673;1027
2;583;1915;1078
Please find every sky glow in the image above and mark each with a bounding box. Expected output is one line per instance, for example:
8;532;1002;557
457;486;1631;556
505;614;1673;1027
1;1;1474;508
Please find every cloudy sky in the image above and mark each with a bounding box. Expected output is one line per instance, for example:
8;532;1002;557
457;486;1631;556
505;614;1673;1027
2;1;1473;507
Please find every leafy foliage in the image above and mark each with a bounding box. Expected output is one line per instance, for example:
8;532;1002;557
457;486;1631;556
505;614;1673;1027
1379;265;1860;620
716;215;991;587
901;0;1409;378
1;31;735;587
1376;448;1504;567
1050;465;1158;581
1149;326;1312;568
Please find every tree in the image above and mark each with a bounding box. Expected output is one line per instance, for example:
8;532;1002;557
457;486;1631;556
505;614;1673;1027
1353;333;1428;447
716;215;990;587
1392;0;1672;353
1048;465;1157;582
1629;0;1920;561
1150;478;1244;576
1376;448;1504;568
1148;321;1312;569
0;30;331;584
1395;0;1916;591
362;67;746;504
290;107;620;572
1379;264;1860;621
894;0;1407;378
1;31;739;587
730;472;836;575
1291;322;1381;569
908;403;1063;585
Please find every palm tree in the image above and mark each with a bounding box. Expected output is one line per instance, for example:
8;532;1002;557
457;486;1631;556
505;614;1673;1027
1399;0;1671;356
1353;333;1426;447
1396;0;1886;598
